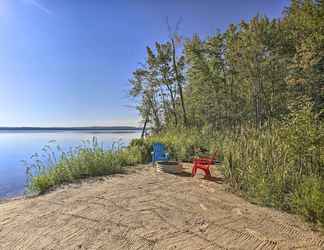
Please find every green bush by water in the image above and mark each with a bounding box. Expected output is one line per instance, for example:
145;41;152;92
25;138;142;194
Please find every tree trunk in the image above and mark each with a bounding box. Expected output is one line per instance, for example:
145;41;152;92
171;38;188;126
141;117;148;138
165;84;178;126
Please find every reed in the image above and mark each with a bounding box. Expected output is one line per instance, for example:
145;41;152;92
221;103;324;224
24;137;141;194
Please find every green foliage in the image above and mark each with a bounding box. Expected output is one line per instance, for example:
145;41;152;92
147;128;204;161
222;103;324;223
128;128;222;163
129;40;187;131
131;1;323;131
292;176;324;224
128;138;152;163
25;138;142;194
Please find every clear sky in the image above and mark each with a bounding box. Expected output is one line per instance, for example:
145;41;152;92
0;0;289;127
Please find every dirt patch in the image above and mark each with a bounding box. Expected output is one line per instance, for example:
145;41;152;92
0;164;323;249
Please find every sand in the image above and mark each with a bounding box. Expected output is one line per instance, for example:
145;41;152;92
0;164;323;249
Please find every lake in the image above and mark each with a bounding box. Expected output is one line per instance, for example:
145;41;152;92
0;130;140;199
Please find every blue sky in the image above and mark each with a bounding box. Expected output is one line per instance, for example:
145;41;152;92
0;0;289;127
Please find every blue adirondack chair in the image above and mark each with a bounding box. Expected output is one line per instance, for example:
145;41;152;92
151;143;170;165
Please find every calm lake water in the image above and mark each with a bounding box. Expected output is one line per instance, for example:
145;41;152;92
0;130;140;199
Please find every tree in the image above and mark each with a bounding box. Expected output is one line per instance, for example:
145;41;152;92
130;0;324;132
130;41;188;131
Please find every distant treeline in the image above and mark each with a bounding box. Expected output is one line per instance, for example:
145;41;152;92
0;126;141;131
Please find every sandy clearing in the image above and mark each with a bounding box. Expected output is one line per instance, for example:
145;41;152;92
0;164;323;250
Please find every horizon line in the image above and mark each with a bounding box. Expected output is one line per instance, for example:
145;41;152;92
0;126;142;130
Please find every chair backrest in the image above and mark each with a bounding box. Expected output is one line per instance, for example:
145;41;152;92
193;157;213;165
153;143;166;156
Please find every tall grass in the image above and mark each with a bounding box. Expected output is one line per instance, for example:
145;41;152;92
222;103;324;224
24;138;141;194
134;102;324;225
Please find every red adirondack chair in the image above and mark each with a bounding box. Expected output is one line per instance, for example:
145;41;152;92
192;157;214;177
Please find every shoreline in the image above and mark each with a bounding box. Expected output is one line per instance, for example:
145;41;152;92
0;195;26;204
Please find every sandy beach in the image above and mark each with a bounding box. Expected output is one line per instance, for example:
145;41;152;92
0;164;323;249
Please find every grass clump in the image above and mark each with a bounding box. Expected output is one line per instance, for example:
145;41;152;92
292;177;324;224
221;103;324;225
24;138;141;194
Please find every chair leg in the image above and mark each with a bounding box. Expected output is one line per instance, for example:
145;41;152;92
192;166;197;177
205;168;211;177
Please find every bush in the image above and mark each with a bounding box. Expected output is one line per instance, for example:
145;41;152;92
128;138;152;163
25;138;142;194
222;102;324;224
292;176;324;224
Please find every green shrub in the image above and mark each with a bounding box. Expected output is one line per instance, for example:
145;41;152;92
292;176;324;224
128;138;152;163
222;102;324;223
25;138;142;194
